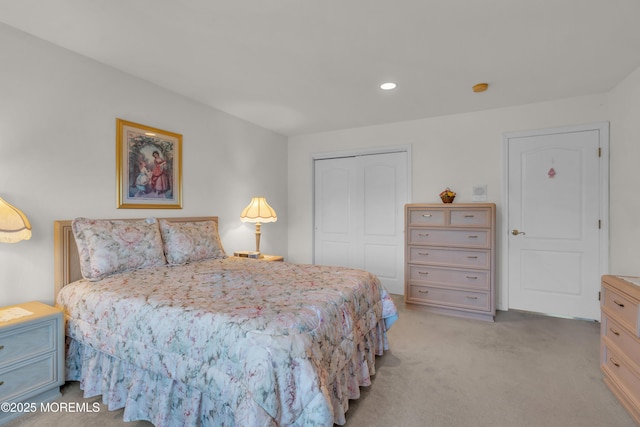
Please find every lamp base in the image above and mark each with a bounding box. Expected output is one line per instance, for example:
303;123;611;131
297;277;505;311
254;222;262;253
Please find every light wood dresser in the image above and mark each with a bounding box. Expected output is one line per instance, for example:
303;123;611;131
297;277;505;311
601;275;640;425
404;203;496;321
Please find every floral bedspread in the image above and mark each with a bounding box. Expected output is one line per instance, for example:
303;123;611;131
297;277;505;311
57;257;397;426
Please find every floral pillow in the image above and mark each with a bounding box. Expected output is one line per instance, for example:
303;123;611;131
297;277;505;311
159;219;227;265
72;217;167;281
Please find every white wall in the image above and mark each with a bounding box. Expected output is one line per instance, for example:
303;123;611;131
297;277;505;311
0;24;288;306
5;18;639;310
608;65;640;275
288;93;611;308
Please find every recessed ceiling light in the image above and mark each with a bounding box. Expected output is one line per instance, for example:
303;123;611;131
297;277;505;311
380;82;397;90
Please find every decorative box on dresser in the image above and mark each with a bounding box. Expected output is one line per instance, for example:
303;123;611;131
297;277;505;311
405;203;496;321
0;301;64;425
601;275;640;425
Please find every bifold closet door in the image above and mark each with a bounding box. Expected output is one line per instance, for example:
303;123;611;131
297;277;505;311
314;151;407;294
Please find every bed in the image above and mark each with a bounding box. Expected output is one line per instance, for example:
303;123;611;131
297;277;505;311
53;216;397;426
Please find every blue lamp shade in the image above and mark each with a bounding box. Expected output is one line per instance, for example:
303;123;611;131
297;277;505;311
0;197;32;243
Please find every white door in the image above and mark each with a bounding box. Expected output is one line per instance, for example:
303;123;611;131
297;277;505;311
314;151;408;295
505;124;608;320
314;157;358;268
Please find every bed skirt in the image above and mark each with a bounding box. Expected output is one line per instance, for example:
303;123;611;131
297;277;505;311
65;320;388;427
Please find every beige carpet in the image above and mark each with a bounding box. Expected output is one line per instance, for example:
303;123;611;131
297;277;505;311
6;295;636;426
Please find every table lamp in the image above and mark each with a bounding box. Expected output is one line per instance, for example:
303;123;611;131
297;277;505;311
0;196;32;243
240;197;277;254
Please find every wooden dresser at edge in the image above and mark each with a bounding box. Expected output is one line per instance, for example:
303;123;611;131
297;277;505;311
601;275;640;425
405;203;496;321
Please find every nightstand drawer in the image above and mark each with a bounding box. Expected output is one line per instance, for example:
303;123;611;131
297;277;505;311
0;353;59;401
0;321;56;368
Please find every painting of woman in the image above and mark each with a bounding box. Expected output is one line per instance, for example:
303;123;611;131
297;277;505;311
118;118;182;208
150;150;170;194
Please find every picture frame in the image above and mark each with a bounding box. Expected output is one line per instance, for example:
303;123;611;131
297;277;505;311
116;118;183;209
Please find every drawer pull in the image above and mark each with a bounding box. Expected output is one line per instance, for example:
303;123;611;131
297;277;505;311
422;214;432;217
418;233;429;237
0;381;3;386
466;276;478;279
418;271;429;275
468;235;479;239
610;357;620;368
466;296;478;300
467;256;478;259
418;290;429;294
609;328;620;336
464;215;475;218
613;300;625;308
418;252;429;256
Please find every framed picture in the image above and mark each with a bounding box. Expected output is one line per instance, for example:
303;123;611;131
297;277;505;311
116;118;183;209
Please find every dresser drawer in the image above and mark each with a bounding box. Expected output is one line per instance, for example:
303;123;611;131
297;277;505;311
0;353;59;401
450;209;490;227
602;344;640;404
409;265;489;290
408;284;490;311
408;208;446;226
408;228;490;248
602;314;640;364
408;246;489;269
603;286;639;335
0;320;56;368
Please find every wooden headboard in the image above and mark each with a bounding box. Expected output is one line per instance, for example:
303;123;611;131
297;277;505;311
53;216;219;300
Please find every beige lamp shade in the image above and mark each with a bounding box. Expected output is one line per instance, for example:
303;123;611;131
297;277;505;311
0;197;32;243
240;197;277;253
240;197;277;223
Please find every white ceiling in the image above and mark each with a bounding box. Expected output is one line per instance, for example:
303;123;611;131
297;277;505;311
2;0;640;136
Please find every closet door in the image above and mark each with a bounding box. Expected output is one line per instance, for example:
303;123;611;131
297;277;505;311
314;156;359;269
314;151;407;294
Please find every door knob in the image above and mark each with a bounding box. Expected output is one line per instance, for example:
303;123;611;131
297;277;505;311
511;229;526;236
